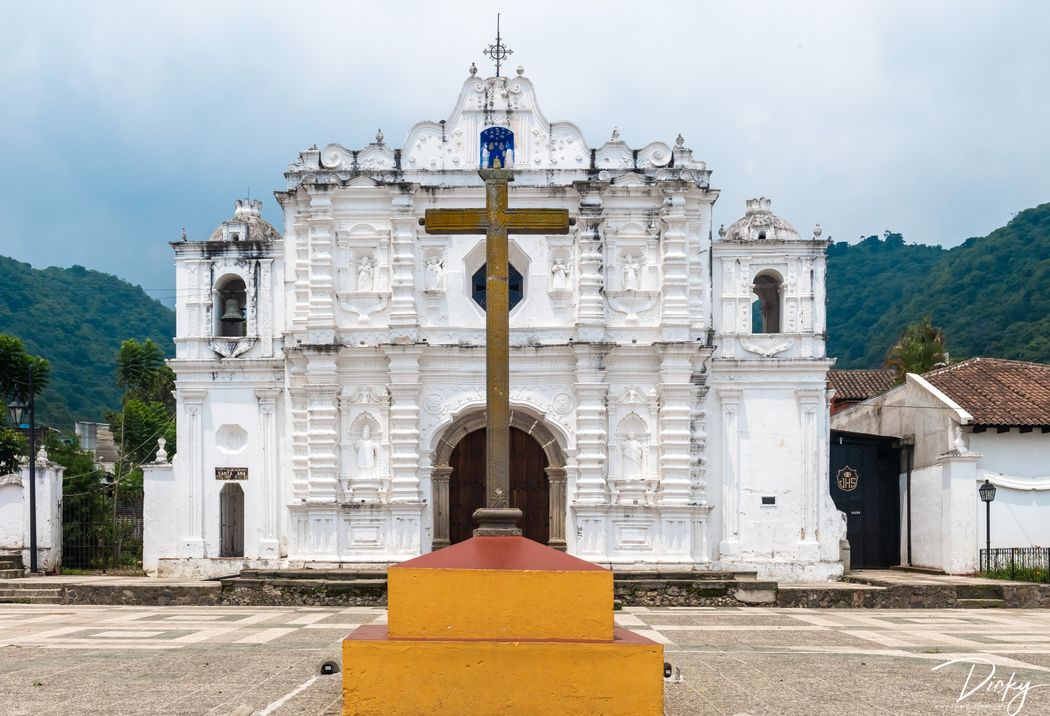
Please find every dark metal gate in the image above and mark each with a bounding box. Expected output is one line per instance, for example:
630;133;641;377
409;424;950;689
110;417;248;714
830;431;901;569
62;487;144;574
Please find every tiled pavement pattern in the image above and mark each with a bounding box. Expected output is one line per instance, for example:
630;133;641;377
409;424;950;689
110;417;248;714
2;605;1050;715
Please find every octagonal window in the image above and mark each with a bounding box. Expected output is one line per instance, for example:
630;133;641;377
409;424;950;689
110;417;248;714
472;263;524;311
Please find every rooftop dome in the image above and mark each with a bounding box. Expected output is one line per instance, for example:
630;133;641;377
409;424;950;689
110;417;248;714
719;197;800;242
208;199;281;243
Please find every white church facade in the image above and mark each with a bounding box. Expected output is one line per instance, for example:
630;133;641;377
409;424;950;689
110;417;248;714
144;68;845;581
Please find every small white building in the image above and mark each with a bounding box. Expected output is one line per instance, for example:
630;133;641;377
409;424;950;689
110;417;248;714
145;68;845;580
832;358;1050;574
0;449;63;573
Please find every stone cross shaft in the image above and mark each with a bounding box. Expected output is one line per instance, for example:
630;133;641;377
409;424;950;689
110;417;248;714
421;169;572;535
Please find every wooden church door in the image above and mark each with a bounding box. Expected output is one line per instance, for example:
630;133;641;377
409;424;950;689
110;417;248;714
448;427;550;545
220;483;244;558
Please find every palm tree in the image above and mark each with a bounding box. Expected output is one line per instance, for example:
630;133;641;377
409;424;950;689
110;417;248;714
884;316;948;383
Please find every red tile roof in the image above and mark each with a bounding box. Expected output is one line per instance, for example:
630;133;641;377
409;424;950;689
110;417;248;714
828;369;896;401
922;358;1050;427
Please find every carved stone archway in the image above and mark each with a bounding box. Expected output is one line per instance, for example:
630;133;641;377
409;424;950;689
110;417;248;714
431;409;567;550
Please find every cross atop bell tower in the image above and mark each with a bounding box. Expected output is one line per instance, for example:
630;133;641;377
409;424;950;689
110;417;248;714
482;13;513;77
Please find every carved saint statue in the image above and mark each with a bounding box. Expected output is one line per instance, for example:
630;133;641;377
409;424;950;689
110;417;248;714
622;255;640;291
357;256;374;292
355;425;378;478
622;431;644;479
550;258;569;291
424;256;444;291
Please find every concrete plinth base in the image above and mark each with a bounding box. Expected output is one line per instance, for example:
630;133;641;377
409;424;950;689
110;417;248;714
343;625;662;715
342;535;663;714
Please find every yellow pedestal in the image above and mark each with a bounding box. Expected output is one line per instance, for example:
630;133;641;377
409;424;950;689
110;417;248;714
342;536;663;715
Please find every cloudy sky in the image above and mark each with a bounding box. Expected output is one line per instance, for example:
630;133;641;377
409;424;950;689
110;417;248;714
2;1;1047;306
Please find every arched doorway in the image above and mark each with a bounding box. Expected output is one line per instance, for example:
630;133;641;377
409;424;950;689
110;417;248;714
219;483;244;558
448;427;549;545
431;410;567;550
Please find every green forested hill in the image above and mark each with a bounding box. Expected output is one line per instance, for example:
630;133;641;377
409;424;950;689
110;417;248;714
827;202;1050;368
0;257;174;428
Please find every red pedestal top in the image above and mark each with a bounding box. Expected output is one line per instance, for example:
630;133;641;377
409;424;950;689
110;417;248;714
394;536;607;572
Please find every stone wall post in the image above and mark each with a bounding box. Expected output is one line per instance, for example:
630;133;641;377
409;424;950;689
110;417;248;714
431;466;452;549
546;467;567;550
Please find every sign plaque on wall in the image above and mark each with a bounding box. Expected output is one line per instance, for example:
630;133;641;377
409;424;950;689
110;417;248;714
836;466;859;492
215;467;248;481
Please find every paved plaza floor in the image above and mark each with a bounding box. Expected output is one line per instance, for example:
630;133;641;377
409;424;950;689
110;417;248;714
1;604;1049;715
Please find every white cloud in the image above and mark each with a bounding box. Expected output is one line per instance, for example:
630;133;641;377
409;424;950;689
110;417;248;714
1;0;1048;298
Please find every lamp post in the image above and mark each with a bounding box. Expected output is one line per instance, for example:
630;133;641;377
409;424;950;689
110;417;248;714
7;369;37;574
978;479;997;573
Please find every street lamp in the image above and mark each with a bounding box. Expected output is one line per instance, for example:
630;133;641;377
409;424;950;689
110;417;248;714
979;479;997;573
7;368;37;574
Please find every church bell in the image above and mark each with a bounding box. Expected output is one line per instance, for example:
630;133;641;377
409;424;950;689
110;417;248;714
221;298;244;323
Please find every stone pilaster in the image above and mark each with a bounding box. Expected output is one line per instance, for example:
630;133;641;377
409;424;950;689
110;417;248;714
289;386;310;501
572;344;610;505
385;346;423;503
388;191;418;336
306;384;340;502
306;191;336;343
659;191;690;341
546;466;567;550
255;387;281;557
690;378;711;504
180;388;207;557
796;389;823;560
575;186;605;341
258;258;274;357
657;345;694;506
430;466;452;550
718;388;741;558
305;352;340;502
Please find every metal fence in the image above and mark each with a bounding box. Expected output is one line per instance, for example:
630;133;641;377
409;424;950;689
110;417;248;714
979;547;1050;583
62;487;144;575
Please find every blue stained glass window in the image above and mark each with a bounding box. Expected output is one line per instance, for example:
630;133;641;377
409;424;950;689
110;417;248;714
472;263;523;311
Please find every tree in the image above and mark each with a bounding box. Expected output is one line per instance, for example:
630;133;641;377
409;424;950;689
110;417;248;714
108;339;176;488
884;316;949;383
0;429;26;475
0;334;50;402
0;334;51;472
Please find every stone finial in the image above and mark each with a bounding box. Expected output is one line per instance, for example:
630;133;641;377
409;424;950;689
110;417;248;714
813;223;822;238
180;227;187;242
35;445;49;464
675;133;685;148
154;437;169;464
745;197;773;214
469;62;478;77
516;65;524;76
375;129;384;144
611;127;620;142
718;224;726;239
953;425;968;453
234;199;262;218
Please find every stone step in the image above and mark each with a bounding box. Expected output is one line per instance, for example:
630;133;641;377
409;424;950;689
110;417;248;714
612;570;759;581
957;584;1004;600
0;596;61;604
0;569;25;579
0;587;62;596
0;585;62;605
956;598;1005;609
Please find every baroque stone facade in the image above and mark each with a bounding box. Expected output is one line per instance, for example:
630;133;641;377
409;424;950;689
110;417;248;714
145;70;845;580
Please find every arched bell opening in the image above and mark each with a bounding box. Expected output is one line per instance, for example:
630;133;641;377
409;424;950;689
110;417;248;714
216;276;247;338
751;271;783;334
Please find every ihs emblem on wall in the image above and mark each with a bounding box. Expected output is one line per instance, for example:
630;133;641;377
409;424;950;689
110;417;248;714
836;466;859;492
